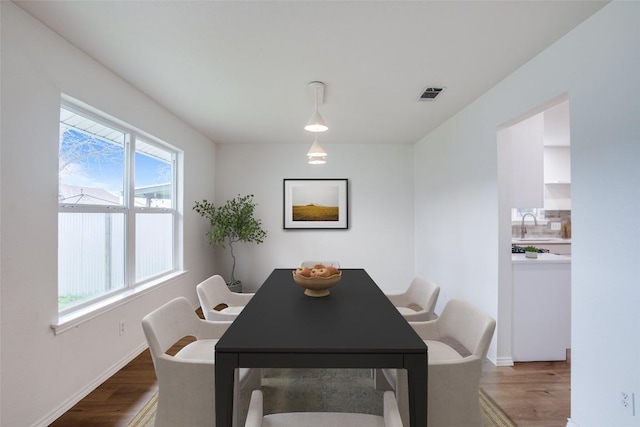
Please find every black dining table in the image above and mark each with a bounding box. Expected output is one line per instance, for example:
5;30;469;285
215;268;428;426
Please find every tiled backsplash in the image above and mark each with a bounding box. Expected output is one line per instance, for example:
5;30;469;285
512;210;571;239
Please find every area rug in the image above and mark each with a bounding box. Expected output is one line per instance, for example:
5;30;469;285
128;368;514;427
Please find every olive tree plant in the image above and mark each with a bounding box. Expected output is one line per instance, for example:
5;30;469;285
193;194;267;287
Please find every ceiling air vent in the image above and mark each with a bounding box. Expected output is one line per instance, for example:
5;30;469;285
418;86;445;102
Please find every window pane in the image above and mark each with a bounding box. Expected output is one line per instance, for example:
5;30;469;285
59;107;125;206
136;213;174;282
135;139;173;208
58;212;125;311
512;208;546;221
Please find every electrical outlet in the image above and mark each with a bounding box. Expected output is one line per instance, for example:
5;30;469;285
119;320;125;336
621;390;635;416
551;221;561;231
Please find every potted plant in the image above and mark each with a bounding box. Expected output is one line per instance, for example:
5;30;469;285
193;194;267;292
524;245;539;259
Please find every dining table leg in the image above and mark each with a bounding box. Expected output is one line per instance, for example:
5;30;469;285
405;352;428;427
215;352;237;427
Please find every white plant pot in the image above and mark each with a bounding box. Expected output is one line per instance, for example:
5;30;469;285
227;281;243;293
525;252;538;259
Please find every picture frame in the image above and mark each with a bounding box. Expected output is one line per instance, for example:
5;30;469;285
283;179;348;229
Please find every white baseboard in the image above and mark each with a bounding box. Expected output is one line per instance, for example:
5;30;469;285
33;342;148;427
493;356;514;366
566;418;580;427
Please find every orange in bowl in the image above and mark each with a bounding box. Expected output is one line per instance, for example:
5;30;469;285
292;267;342;297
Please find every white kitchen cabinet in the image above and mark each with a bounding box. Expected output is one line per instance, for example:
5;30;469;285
512;253;571;361
507;101;570;211
544;146;571;183
509;113;544;208
543;100;571;210
543;146;571;210
544;184;571;210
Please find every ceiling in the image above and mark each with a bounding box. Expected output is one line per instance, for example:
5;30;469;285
15;1;607;147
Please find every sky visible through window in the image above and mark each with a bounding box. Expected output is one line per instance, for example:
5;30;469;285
59;125;171;202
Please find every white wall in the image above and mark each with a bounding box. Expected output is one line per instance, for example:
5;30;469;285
414;103;502;361
414;2;640;426
0;3;217;425
4;1;638;425
214;143;415;293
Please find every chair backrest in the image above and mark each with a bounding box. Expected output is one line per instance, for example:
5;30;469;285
142;297;201;361
299;260;341;268
406;276;440;318
436;298;496;359
196;275;229;311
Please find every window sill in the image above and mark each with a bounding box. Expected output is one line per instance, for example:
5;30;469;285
52;270;187;335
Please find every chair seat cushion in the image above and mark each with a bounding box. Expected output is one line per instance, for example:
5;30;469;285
174;339;218;361
396;305;424;315
381;340;464;387
175;342;258;387
262;412;385;427
425;340;463;362
220;306;244;315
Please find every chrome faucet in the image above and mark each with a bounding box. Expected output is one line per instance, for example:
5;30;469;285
520;213;538;238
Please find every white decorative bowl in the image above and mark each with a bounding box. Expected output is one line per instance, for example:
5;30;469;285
292;271;342;297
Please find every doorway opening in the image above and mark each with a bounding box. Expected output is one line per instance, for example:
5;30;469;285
496;94;571;366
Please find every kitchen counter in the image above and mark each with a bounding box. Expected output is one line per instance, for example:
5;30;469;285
512;253;571;264
512;238;572;255
512;252;571;361
512;238;571;244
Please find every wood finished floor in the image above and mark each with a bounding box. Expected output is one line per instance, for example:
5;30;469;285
480;357;571;426
49;348;158;427
50;349;570;426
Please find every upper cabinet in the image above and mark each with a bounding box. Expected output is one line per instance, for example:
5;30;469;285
544;146;571;183
506;99;571;210
508;113;544;208
543;101;571;210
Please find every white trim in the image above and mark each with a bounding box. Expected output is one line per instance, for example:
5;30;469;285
495;356;515;367
32;342;148;427
52;270;187;335
565;418;580;427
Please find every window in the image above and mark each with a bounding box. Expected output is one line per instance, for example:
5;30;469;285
58;102;179;313
511;208;546;222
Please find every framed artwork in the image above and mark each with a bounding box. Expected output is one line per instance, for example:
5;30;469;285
283;179;348;229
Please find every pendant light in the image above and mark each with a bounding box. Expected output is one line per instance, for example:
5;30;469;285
307;133;327;165
304;81;328;132
304;81;328;164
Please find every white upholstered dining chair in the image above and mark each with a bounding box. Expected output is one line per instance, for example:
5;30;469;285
196;274;254;321
142;297;261;427
243;389;403;427
378;298;496;427
385;276;440;321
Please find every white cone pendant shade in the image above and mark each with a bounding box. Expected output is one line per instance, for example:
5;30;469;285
304;81;328;132
304;110;328;132
307;134;327;165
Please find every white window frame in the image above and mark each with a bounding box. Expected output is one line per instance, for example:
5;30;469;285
54;99;184;333
511;207;548;224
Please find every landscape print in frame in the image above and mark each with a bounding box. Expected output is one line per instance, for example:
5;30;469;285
283;179;348;229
